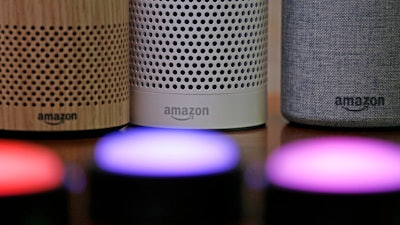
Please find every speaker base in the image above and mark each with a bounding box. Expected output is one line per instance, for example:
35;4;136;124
130;88;267;130
282;111;400;129
0;187;69;225
89;168;242;225
0;125;127;140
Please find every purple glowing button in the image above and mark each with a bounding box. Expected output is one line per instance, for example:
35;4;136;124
94;128;240;177
266;136;400;194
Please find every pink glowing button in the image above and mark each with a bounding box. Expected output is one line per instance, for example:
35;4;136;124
266;136;400;194
95;128;240;177
0;140;64;197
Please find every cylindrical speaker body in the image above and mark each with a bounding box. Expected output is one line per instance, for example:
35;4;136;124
0;0;130;133
130;0;268;129
281;0;400;128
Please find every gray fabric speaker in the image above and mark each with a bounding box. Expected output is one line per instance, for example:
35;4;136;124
281;0;400;128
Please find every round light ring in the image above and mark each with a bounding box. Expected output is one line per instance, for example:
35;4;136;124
266;136;400;194
0;140;64;197
94;128;240;177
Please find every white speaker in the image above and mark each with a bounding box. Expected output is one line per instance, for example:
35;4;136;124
129;0;268;130
0;0;130;136
281;0;400;128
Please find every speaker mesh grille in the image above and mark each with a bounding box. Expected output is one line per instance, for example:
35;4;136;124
281;0;400;127
0;24;130;107
130;0;268;94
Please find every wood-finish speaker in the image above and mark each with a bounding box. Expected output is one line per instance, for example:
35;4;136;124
0;0;130;135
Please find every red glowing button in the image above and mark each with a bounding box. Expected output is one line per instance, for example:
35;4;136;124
0;140;64;197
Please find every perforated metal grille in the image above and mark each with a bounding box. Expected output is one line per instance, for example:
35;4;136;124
0;24;130;107
130;0;268;94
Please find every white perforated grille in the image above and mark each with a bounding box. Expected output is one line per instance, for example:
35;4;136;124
130;0;268;94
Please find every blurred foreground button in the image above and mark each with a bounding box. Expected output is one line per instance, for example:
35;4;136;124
89;128;242;225
265;136;400;225
0;140;68;225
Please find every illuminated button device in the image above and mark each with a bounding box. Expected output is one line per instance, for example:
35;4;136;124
264;136;400;225
0;140;68;225
90;128;242;224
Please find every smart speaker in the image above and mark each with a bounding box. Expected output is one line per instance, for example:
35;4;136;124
281;1;400;128
129;0;268;129
265;137;400;225
0;0;130;135
89;128;242;224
